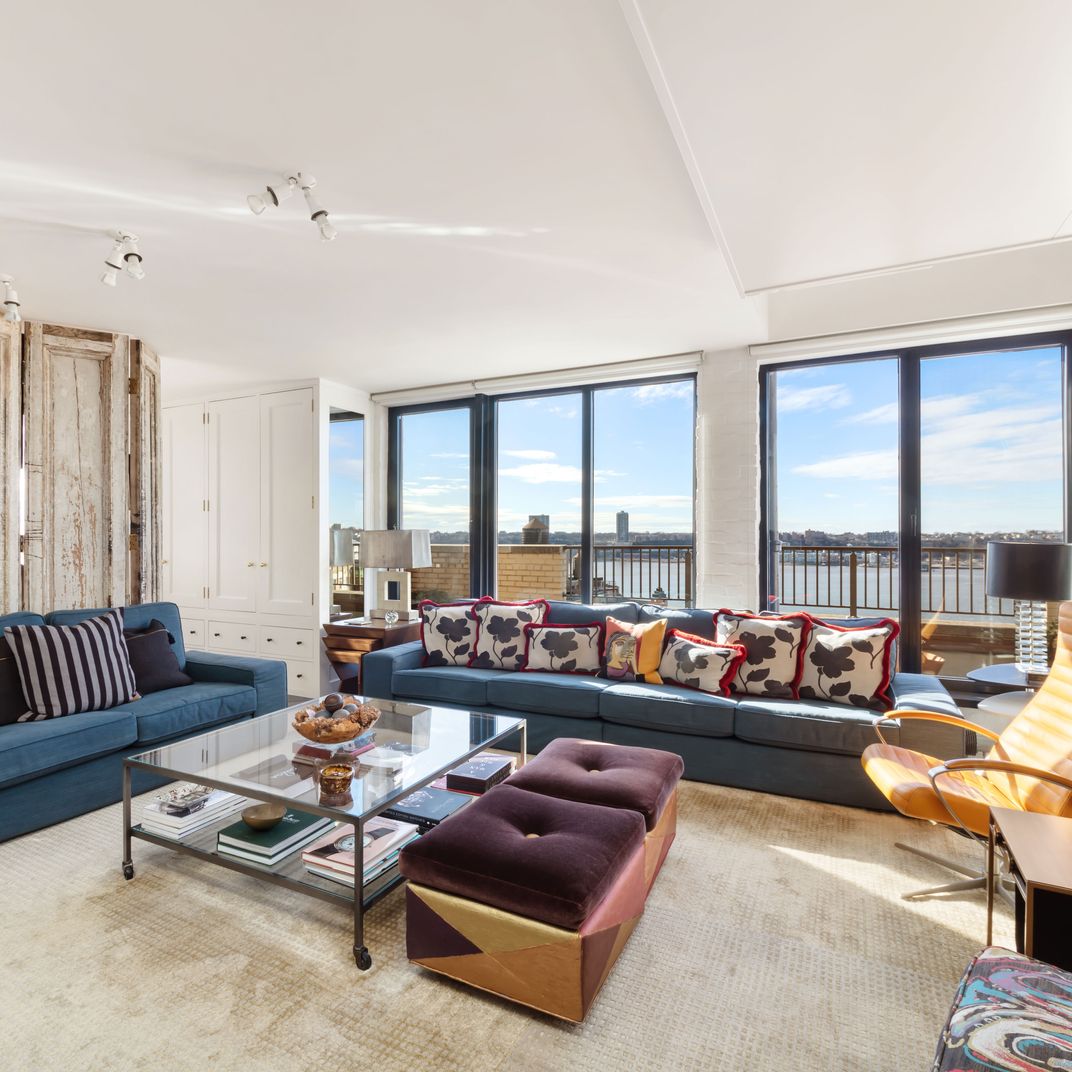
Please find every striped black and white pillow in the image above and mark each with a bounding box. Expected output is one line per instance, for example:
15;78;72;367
3;609;138;720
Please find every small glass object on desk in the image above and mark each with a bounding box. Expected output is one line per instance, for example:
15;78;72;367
316;757;355;804
384;610;399;627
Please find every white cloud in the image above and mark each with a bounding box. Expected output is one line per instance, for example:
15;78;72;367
548;405;578;420
501;449;556;461
429;451;468;459
792;449;898;480
630;382;692;404
499;462;583;484
777;383;852;413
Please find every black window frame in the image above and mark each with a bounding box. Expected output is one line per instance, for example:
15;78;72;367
388;372;698;604
759;329;1072;676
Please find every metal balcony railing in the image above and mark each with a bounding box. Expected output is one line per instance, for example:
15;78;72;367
775;544;1016;618
564;543;694;606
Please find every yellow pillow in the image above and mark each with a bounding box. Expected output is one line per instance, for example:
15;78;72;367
604;616;667;684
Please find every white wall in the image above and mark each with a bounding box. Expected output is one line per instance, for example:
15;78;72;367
694;348;761;610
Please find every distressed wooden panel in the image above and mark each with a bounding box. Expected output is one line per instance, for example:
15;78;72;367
23;323;129;611
129;340;162;604
0;322;20;614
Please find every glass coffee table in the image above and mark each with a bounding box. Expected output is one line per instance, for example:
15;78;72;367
122;699;526;970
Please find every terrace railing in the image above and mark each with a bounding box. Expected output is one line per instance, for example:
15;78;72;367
565;543;694;606
775;544;1016;618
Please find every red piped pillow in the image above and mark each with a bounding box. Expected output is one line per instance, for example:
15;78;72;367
797;617;899;711
418;600;476;667
714;610;812;699
657;630;747;697
469;598;550;671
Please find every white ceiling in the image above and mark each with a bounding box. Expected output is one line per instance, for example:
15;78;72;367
4;1;1071;396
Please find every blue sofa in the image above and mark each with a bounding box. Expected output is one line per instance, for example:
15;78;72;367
0;601;287;842
362;600;966;811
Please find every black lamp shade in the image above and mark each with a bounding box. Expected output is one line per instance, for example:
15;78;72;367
985;541;1072;601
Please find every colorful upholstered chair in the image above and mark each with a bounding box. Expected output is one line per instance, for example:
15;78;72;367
862;601;1072;899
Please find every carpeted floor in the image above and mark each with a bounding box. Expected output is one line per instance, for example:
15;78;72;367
0;780;1013;1072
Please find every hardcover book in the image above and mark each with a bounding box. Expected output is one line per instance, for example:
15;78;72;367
229;754;315;798
381;786;473;828
301;817;420;876
217;809;334;859
444;753;514;794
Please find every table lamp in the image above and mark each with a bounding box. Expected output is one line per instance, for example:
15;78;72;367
985;541;1072;678
361;529;432;622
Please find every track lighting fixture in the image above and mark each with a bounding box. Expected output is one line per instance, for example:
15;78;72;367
100;232;145;287
1;276;21;323
247;171;337;240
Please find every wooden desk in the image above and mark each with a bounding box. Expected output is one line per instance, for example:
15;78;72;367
321;618;421;692
988;808;1072;970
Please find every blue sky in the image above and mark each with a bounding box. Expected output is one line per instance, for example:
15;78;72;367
398;381;696;535
774;346;1064;533
329;418;364;529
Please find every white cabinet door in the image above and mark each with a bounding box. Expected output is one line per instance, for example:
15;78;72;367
207;395;260;612
161;403;207;608
259;388;315;616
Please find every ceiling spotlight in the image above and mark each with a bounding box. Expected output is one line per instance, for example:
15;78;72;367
123;236;145;280
100;232;144;287
1;276;21;323
300;175;337;242
247;176;298;215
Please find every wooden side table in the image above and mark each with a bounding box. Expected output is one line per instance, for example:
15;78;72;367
321;618;421;693
988;807;1072;971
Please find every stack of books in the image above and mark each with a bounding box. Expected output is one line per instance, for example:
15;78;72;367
228;754;316;797
216;809;335;868
140;784;247;841
302;816;420;887
291;729;377;770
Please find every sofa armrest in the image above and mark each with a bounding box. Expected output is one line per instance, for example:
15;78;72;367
888;673;968;759
184;652;288;716
361;641;423;700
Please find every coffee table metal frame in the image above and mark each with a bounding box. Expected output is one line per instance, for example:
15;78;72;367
121;709;526;971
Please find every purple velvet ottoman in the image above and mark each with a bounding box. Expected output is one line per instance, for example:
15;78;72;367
506;738;684;891
400;783;648;1022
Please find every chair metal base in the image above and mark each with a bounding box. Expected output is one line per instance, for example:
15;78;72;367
895;840;1010;902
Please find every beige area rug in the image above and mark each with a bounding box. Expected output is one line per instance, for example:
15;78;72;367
0;781;1013;1072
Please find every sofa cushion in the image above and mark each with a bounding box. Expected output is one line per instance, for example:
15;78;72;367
47;602;188;670
418;601;477;667
522;623;603;676
0;708;138;788
657;630;747;696
4;609;138;720
0;614;46;726
506;737;684;831
734;696;885;756
715;611;812;700
545;600;638;626
638;605;716;640
110;681;256;744
599;681;736;738
797;618;899;712
124;619;194;695
470;598;549;671
392;666;508;707
604;616;667;683
399;783;646;928
486;672;613;718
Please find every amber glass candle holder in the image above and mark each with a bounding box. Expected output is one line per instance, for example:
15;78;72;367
317;760;354;797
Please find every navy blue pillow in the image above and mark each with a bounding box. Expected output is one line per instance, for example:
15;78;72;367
124;619;193;695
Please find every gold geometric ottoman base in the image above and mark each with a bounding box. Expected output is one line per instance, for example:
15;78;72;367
644;788;677;893
406;842;647;1023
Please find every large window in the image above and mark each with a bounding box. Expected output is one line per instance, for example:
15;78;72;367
328;409;364;615
763;335;1071;676
389;375;697;606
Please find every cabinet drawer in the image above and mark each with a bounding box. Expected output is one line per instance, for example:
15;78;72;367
259;626;313;659
207;621;256;653
182;619;207;649
286;660;317;699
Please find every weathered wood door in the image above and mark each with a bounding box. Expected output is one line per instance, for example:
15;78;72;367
0;322;20;614
22;324;130;611
129;340;162;604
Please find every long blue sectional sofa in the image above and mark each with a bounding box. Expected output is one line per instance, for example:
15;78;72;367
0;601;286;842
363;600;967;811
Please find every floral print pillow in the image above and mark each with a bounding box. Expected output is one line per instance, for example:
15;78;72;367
470;598;549;671
419;601;476;667
657;630;747;696
521;623;603;676
797;618;899;711
714;610;812;699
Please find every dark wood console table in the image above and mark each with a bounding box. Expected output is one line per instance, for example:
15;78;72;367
321;618;421;692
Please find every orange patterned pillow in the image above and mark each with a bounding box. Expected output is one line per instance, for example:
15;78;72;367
603;616;668;684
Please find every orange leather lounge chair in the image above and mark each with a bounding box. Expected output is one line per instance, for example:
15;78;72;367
862;601;1072;899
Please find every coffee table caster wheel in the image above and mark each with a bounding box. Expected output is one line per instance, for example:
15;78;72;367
122;863;135;880
355;947;372;971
